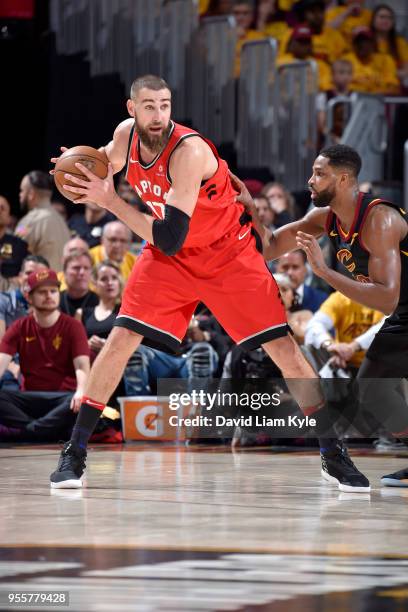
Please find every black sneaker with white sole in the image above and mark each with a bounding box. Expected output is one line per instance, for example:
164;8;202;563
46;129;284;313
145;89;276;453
50;441;87;489
381;467;408;487
321;443;371;492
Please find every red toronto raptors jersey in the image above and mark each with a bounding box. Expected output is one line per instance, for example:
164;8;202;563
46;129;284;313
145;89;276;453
125;121;243;248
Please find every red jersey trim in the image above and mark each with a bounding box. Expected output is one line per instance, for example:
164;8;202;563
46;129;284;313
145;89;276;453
358;198;390;252
166;133;219;186
335;191;363;242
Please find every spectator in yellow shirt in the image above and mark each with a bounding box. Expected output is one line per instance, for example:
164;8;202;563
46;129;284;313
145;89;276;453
278;24;332;91
292;0;349;64
371;4;408;85
342;26;400;94
304;291;384;372
90;221;136;282
233;1;266;77
326;0;372;43
256;0;289;49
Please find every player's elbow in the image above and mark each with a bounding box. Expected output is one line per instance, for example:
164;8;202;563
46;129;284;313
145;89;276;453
152;205;190;256
383;290;399;315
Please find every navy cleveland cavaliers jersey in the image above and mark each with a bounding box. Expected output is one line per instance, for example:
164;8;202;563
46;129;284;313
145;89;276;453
125;120;243;249
326;192;408;331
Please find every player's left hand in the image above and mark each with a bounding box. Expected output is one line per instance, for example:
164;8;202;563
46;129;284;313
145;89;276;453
70;391;83;413
63;162;119;209
296;231;328;277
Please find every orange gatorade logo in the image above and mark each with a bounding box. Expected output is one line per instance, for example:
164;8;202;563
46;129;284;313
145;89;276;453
336;248;356;273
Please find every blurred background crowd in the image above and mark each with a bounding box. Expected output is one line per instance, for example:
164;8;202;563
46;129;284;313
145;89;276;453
0;0;407;448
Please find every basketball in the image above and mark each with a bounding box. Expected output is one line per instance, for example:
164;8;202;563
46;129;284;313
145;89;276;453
54;145;108;201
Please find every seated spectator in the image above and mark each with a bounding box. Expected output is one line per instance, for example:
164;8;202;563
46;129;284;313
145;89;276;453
0;195;29;290
69;202;116;248
58;237;90;291
15;171;71;271
256;0;289;48
304;290;384;376
254;195;276;230
326;0;372;44
274;272;313;343
289;0;348;64
275;250;328;312
342;26;400;94
124;315;220;396
79;261;122;362
233;1;266;77
0;269;90;442
59;250;99;316
371;4;408;86
278;24;332;91
90;221;137;281
316;59;354;144
261;182;296;226
0;254;49;390
0;255;49;339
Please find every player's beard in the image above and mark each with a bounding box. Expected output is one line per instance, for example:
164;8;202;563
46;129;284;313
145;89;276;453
311;186;336;208
135;119;172;154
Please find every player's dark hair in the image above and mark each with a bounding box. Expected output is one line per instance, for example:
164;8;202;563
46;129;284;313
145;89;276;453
130;75;170;100
27;170;53;192
319;144;362;178
22;254;50;268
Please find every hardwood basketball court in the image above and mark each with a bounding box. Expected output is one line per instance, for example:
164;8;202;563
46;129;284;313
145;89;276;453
1;444;408;611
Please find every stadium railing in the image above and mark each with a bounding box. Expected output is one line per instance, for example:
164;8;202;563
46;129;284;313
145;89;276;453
237;38;279;176
190;16;237;146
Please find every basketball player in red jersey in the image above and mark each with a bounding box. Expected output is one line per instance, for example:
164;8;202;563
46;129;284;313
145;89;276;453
50;75;353;490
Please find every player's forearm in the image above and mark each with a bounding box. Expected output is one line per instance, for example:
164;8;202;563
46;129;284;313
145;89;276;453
320;268;398;315
109;194;155;243
265;226;298;260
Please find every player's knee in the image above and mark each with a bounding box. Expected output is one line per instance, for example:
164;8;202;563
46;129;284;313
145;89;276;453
105;327;143;356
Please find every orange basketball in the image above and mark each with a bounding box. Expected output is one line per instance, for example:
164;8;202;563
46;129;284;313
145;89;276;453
54;146;108;202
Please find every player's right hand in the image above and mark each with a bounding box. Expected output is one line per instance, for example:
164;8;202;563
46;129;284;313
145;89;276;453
228;170;255;212
49;146;68;175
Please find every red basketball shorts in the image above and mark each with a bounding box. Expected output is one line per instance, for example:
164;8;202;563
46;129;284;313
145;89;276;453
114;224;289;352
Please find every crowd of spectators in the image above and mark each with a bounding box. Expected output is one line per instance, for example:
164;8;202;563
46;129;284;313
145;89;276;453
0;130;393;448
200;0;408;143
2;0;406;446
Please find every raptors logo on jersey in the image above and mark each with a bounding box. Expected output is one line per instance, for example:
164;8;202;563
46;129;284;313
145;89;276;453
125;121;243;249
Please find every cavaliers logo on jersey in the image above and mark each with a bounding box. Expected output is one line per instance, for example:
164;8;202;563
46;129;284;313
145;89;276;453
336;248;356;273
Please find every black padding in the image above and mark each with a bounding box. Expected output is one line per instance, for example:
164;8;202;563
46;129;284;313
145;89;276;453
152;204;190;256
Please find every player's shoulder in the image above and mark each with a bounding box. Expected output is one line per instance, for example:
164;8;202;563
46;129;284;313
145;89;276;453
366;201;400;224
113;118;134;141
172;133;209;160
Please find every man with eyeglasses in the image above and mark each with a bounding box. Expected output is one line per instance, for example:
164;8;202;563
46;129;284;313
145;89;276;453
89;221;137;281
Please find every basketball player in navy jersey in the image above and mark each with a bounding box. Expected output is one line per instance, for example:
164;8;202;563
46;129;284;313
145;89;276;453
49;75;338;490
233;144;408;488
